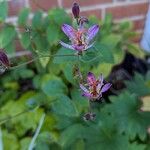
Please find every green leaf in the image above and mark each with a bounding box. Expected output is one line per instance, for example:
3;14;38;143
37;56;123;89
119;21;133;31
41;75;67;97
13;67;34;79
4;40;15;54
63;63;76;84
3;130;19;150
20;137;31;150
32;11;43;29
18;8;30;26
71;88;89;113
48;8;71;25
128;142;146;150
0;26;16;48
0;92;44;137
39;57;50;68
127;43;145;58
84;114;130;150
0;1;8;22
92;62;113;77
125;73;150;97
101;34;121;50
53;47;78;64
52;95;78;117
46;24;59;46
95;44;114;63
104;92;150;140
20;32;31;49
59;124;85;148
80;49;101;63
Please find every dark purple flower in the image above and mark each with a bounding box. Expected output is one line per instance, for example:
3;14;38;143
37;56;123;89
72;3;80;19
0;50;9;67
60;24;99;53
0;50;9;74
78;17;89;26
80;72;111;100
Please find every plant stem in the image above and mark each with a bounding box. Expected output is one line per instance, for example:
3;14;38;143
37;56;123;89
0;109;29;126
28;113;46;150
9;54;77;70
88;100;92;113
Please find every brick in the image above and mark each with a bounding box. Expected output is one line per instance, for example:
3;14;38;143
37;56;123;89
132;18;145;31
8;0;27;16
29;0;59;12
62;0;112;8
80;9;102;19
106;2;149;19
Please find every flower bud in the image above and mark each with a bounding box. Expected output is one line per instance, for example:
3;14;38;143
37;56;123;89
79;17;89;26
83;112;96;121
0;50;9;74
72;3;80;19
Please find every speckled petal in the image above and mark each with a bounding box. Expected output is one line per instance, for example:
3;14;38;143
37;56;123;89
61;24;75;39
59;41;75;50
80;84;89;93
101;83;112;93
87;72;96;85
82;92;92;98
87;25;99;42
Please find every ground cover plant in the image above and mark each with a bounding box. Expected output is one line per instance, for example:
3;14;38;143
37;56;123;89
0;1;150;150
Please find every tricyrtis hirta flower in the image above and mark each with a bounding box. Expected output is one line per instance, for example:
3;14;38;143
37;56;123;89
60;24;99;54
80;72;111;100
0;50;9;74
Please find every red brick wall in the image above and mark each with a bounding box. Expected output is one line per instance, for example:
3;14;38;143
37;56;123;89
7;0;149;31
5;0;150;50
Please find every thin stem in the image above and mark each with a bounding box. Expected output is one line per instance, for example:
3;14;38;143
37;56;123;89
9;54;77;70
0;109;29;126
28;113;46;150
9;57;40;70
88;100;92;113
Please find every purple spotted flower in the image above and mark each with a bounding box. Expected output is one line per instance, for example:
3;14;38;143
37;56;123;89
60;24;99;53
80;72;111;100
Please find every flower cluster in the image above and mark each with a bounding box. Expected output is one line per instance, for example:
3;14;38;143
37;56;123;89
59;3;112;121
60;3;99;54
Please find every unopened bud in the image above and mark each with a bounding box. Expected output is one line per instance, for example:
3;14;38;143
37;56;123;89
0;50;9;74
83;112;96;121
79;17;89;26
72;3;80;19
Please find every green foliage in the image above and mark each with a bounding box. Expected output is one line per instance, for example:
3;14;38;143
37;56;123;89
104;92;150;140
0;3;150;150
41;75;67;97
0;26;16;53
125;73;150;96
0;1;8;22
18;8;30;26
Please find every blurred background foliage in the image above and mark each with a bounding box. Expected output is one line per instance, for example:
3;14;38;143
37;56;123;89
0;1;150;150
